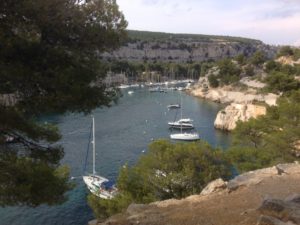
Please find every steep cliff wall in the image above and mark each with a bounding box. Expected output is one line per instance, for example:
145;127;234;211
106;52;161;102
190;86;278;106
102;30;277;63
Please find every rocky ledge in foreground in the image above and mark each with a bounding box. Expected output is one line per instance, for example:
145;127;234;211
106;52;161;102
92;163;300;225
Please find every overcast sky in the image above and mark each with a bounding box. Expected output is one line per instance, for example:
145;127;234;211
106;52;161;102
116;0;300;46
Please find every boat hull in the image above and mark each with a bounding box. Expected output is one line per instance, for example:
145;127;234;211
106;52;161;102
170;133;200;141
83;175;118;199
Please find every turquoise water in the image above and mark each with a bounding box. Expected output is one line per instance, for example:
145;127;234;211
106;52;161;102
0;89;230;225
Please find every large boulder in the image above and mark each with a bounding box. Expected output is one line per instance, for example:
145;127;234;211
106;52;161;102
200;178;227;196
214;103;267;130
227;166;279;191
258;195;300;225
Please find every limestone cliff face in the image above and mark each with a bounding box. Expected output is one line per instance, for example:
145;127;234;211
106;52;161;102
214;103;267;131
190;86;278;106
102;38;276;63
92;163;300;225
276;56;300;66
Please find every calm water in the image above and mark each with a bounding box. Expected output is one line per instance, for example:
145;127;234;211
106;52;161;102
0;88;230;225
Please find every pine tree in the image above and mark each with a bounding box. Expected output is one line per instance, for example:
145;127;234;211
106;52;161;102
0;0;127;206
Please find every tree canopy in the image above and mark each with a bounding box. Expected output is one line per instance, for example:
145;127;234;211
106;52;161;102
0;0;127;206
226;90;300;172
88;140;232;219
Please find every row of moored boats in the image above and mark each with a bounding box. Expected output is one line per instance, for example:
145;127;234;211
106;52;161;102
83;91;200;200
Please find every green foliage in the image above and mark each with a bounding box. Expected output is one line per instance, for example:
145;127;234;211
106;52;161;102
277;46;300;61
264;71;299;94
265;60;282;73
126;30;261;44
217;59;241;85
278;46;294;57
88;194;132;221
226;91;300;173
200;62;214;76
90;140;232;219
0;149;73;206
250;51;266;66
235;54;246;65
0;0;127;206
208;75;219;87
244;65;255;76
293;49;300;61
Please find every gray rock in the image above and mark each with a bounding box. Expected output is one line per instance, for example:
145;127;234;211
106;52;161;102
258;198;300;224
102;39;277;63
257;215;296;225
228;166;279;191
285;194;300;204
88;219;98;225
276;163;300;175
126;204;148;216
200;178;227;196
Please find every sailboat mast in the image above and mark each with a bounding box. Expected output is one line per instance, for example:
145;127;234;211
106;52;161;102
180;92;183;133
92;116;96;174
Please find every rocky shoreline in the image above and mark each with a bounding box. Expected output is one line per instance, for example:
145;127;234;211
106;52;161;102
214;103;266;130
92;162;300;225
188;80;278;131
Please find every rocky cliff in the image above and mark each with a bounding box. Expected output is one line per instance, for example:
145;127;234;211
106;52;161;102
91;163;300;225
102;30;277;63
189;77;278;131
214;103;267;130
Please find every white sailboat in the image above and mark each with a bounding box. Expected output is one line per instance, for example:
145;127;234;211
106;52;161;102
169;94;200;141
170;132;200;141
83;117;118;199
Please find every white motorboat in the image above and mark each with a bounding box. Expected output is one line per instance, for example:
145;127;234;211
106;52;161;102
170;132;200;141
128;90;134;95
169;93;199;141
178;118;193;123
83;117;118;199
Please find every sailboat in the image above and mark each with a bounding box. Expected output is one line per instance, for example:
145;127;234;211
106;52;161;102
169;94;200;141
83;116;118;199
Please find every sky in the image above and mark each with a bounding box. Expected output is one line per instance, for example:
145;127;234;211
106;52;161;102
116;0;300;46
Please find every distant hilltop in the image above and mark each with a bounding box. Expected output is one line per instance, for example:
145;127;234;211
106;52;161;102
101;30;278;63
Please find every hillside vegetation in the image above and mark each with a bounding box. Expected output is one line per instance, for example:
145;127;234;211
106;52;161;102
126;30;262;44
102;30;276;63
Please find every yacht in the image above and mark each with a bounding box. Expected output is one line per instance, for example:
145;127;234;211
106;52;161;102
168;119;194;129
170;132;200;141
83;117;118;199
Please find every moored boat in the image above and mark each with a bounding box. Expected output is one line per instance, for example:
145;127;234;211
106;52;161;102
83;117;118;199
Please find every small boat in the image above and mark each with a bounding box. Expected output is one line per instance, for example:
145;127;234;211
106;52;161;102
167;104;180;109
83;117;118;199
128;90;134;95
170;132;200;141
169;93;199;141
149;87;161;92
118;84;130;89
178;118;193;123
168;119;194;129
